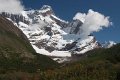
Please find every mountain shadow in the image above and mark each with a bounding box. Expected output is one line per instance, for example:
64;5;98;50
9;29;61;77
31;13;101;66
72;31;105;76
0;16;58;73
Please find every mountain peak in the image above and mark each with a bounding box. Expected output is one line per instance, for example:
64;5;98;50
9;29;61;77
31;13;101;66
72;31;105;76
102;41;116;48
41;5;52;10
40;5;54;15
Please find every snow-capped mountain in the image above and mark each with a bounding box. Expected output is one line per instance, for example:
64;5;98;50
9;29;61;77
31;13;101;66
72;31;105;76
102;41;116;48
0;5;101;62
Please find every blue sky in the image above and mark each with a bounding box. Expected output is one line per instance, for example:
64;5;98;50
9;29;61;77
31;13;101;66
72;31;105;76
22;0;120;43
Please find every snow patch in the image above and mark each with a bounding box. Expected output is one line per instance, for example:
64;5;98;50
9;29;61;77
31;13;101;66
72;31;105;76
32;45;71;57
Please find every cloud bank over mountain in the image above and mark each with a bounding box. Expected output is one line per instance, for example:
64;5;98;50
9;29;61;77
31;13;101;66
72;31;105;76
73;9;112;38
0;0;24;14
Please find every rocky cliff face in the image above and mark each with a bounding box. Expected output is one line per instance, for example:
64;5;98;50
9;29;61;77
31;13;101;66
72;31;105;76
0;5;101;62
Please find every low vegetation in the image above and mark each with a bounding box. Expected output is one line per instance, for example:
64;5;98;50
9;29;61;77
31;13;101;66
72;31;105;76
36;44;120;80
0;44;120;80
0;16;58;74
0;16;120;80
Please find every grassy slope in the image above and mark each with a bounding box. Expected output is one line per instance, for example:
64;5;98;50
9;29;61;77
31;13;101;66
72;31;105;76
0;16;120;80
0;16;58;74
1;44;119;80
36;44;120;80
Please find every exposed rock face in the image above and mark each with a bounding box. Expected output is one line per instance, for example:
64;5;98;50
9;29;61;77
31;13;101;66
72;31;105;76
0;12;29;24
40;5;55;16
64;19;83;34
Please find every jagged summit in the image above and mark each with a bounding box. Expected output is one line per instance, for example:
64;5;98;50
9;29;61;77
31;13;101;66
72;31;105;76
41;5;52;10
39;5;55;16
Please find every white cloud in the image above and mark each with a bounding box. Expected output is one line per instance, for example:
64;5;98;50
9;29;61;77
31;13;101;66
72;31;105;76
73;9;112;38
73;13;86;23
0;0;24;14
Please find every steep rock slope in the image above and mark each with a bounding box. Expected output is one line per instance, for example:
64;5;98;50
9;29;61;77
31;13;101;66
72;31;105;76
0;16;58;72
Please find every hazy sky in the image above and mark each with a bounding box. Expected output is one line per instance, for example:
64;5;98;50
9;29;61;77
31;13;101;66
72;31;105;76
21;0;120;43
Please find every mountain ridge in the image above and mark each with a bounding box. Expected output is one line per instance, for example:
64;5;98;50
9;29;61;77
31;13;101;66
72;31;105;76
0;5;114;62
